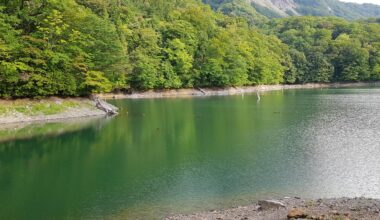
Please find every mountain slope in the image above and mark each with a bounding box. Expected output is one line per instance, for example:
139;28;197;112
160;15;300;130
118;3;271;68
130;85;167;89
202;0;268;24
249;0;380;20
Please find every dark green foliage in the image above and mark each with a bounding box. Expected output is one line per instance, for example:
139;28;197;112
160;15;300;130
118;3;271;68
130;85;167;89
0;1;128;97
266;17;380;83
0;0;379;98
0;0;288;97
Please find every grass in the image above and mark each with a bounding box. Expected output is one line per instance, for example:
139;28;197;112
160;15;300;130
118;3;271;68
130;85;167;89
0;98;86;117
0;106;7;115
29;103;66;115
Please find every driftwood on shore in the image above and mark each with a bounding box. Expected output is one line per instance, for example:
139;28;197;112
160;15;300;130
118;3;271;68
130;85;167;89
196;87;207;95
93;97;118;115
0;98;109;125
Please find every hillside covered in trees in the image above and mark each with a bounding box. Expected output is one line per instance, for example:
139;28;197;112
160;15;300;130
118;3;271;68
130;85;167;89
0;0;380;98
210;0;380;20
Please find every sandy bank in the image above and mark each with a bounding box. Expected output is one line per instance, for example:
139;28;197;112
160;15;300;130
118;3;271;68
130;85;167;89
0;98;109;125
98;82;380;99
167;197;380;220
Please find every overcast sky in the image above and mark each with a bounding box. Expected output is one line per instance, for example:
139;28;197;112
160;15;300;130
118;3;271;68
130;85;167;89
340;0;380;5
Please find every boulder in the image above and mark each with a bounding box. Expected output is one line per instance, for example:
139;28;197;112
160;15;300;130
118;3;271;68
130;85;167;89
258;200;286;210
287;208;307;219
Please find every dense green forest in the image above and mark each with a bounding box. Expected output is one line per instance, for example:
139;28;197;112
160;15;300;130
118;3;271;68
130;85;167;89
0;0;379;97
266;17;380;83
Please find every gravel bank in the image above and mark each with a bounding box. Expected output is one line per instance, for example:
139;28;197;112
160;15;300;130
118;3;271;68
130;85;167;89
0;98;109;125
99;82;380;99
167;197;380;220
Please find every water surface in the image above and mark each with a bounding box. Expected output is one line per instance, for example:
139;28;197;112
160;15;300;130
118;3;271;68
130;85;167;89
0;88;379;219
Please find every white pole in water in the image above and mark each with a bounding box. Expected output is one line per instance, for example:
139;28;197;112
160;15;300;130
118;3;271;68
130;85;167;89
257;85;261;102
257;91;261;102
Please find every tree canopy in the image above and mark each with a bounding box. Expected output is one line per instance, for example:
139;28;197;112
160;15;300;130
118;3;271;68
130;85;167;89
0;0;379;97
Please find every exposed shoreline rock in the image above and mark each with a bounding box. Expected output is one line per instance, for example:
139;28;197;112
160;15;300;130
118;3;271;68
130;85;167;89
98;82;380;100
258;200;286;210
167;197;380;220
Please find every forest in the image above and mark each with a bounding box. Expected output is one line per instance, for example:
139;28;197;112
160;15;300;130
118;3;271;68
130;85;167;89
0;0;379;97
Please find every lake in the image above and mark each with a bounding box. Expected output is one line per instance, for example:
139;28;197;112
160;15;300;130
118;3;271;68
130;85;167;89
0;88;379;219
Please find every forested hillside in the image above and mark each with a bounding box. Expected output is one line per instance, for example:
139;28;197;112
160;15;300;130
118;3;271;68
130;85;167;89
265;17;380;83
0;0;379;98
248;0;380;20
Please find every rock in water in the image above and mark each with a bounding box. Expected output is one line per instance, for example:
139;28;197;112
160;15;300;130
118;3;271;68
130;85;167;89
287;208;307;219
258;200;286;210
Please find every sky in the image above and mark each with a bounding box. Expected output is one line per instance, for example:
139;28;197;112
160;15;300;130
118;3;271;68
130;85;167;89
340;0;380;5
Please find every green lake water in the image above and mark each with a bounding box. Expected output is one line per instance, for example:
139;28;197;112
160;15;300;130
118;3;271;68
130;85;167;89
0;88;380;219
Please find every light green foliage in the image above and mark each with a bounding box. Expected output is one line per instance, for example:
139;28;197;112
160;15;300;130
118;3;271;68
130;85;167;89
200;24;286;87
81;71;113;94
38;10;69;49
165;39;193;81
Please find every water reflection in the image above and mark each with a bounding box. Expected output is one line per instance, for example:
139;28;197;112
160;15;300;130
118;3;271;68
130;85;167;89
0;116;108;144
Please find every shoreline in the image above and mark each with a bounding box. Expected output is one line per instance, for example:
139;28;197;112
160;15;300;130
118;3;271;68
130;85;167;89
0;98;111;125
167;197;380;220
1;82;378;125
98;82;380;99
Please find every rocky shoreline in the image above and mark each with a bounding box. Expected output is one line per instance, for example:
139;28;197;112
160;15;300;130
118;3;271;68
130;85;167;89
99;82;380;99
167;197;380;220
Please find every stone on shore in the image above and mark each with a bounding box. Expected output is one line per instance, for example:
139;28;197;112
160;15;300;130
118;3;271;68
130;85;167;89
287;208;307;219
258;200;286;210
